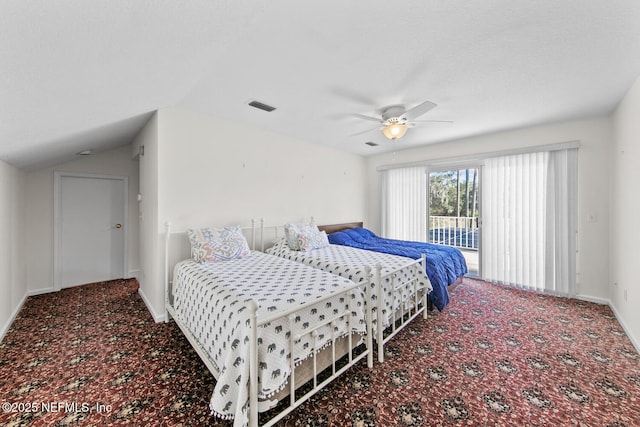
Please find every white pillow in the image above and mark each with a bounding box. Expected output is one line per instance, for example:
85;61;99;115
297;229;329;251
187;226;251;263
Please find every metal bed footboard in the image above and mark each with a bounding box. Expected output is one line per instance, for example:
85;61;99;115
248;274;373;427
375;254;428;363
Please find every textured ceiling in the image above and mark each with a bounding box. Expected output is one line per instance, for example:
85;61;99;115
2;0;640;170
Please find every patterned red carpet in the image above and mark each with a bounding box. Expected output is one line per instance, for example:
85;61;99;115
0;278;638;426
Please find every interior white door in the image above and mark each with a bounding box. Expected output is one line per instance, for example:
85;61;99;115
57;174;127;289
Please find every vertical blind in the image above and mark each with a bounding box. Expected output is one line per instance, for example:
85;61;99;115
381;166;427;241
381;147;578;295
482;148;578;294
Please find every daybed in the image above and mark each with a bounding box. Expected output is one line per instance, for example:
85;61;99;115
164;222;373;427
265;221;431;363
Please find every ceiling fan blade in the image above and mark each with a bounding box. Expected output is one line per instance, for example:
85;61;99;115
407;119;453;128
352;113;383;123
411;119;454;123
349;126;381;137
401;100;437;120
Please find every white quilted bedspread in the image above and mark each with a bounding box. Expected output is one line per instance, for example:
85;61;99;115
266;239;432;329
173;251;366;426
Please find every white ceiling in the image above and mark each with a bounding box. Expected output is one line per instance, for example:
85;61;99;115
2;1;640;170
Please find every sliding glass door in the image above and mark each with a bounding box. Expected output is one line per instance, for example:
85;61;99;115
427;166;480;277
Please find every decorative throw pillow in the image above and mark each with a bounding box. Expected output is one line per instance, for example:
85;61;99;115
297;229;329;251
187;226;251;263
283;222;318;250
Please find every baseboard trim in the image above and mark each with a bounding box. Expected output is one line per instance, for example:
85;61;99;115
576;294;639;353
28;287;55;296
575;294;609;305
608;302;640;354
0;293;28;343
128;269;142;280
138;287;166;323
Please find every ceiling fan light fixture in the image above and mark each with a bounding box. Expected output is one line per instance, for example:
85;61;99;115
382;123;408;140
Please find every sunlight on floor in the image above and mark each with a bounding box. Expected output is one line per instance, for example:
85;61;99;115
460;249;479;277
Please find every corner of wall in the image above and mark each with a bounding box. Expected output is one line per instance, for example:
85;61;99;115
0;160;28;343
0;293;27;343
609;302;640;354
134;111;163;321
138;286;166;323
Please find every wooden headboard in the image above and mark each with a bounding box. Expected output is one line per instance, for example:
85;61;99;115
317;222;363;234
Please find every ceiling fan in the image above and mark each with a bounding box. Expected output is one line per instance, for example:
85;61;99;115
352;100;452;140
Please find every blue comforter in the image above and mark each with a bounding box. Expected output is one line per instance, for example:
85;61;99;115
328;228;468;311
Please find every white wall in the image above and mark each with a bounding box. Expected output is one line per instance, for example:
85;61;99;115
137;107;368;320
132;113;161;320
0;159;26;340
24;145;140;293
610;76;640;348
366;117;612;302
157;108;367;229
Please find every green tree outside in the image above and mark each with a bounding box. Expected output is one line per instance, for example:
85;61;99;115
429;169;479;220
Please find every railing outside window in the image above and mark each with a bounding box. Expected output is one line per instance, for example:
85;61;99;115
429;216;478;250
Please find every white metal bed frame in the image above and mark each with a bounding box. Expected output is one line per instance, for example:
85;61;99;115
270;222;430;363
164;220;374;427
373;256;427;363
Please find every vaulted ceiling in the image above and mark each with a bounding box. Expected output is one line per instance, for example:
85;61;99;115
2;1;640;170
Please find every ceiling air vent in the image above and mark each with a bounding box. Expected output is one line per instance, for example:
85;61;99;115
365;141;379;147
248;100;276;112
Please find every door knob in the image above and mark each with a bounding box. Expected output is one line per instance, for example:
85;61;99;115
115;224;122;229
